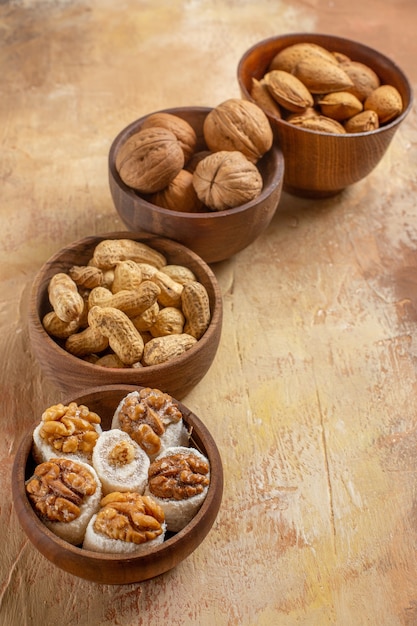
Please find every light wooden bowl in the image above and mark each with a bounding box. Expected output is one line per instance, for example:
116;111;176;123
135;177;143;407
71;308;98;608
237;33;413;197
12;385;223;584
108;106;285;264
28;232;222;400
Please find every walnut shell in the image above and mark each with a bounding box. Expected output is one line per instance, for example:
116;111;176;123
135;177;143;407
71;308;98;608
202;98;273;163
192;151;263;211
115;127;184;194
149;169;203;213
141;112;198;164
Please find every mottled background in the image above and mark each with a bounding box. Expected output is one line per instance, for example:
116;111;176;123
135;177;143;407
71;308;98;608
1;1;417;625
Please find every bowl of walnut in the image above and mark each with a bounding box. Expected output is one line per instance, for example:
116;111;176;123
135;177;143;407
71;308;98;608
108;104;285;264
28;232;222;400
11;384;223;584
237;33;413;197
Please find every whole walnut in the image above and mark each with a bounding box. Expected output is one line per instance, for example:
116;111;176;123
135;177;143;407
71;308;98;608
149;169;203;212
203;98;273;163
115;127;184;194
193;151;263;211
141;112;197;164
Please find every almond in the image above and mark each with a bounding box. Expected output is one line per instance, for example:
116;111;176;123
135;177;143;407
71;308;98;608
269;42;338;73
344;110;379;133
340;60;381;102
317;91;363;121
364;85;403;123
250;78;282;118
288;115;346;134
293;58;354;94
263;70;314;113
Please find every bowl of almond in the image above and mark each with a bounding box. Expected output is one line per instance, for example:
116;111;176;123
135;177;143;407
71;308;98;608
108;104;285;264
12;385;223;584
28;232;222;400
237;33;413;197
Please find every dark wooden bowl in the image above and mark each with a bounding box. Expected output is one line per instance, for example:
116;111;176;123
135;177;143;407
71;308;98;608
108;106;285;264
11;385;223;584
28;232;222;399
237;33;413;197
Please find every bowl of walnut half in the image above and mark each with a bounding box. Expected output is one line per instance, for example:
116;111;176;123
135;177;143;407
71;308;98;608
11;385;223;584
237;33;413;197
108;103;285;264
28;232;222;400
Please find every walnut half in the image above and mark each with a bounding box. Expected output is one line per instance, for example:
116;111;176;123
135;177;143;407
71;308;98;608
93;492;165;544
39;402;101;459
26;458;98;522
148;451;210;500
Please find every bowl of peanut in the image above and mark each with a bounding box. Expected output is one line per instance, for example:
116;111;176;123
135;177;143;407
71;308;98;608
108;104;285;264
237;33;413;197
28;232;222;400
12;384;223;584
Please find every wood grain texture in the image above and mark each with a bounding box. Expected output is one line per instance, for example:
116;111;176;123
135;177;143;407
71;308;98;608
1;1;417;625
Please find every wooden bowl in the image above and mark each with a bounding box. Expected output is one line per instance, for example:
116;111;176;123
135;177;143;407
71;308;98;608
237;33;413;197
108;106;285;264
12;385;223;584
28;232;222;400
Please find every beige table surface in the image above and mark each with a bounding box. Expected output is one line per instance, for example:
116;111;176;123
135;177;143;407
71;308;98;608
1;1;417;625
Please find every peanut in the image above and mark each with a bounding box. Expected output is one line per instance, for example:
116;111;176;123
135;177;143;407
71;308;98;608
160;264;197;285
92;239;167;270
111;260;143;293
142;333;197;366
181;280;211;339
88;306;144;365
68;265;104;290
48;273;84;323
42;311;80;339
150;271;183;308
95;353;126;368
131;301;159;332
137;263;158;281
88;281;160;317
65;325;109;357
150;306;185;337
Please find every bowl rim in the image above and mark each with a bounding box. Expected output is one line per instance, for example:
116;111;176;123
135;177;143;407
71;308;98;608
12;384;224;581
108;105;285;219
237;31;414;138
28;231;223;379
